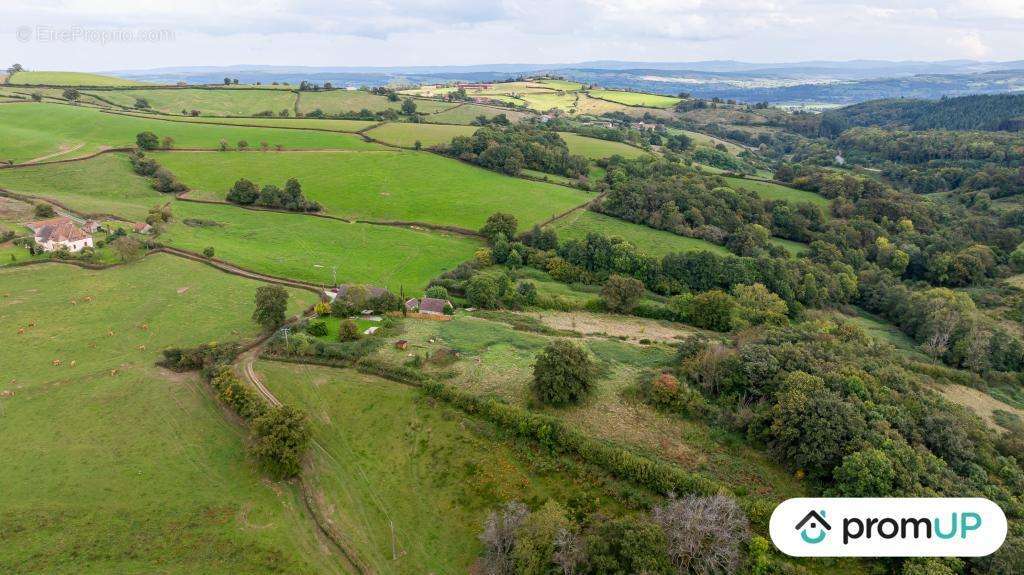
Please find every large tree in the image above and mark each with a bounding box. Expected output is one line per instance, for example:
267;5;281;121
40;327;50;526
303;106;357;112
252;284;288;332
531;340;595;406
480;212;518;243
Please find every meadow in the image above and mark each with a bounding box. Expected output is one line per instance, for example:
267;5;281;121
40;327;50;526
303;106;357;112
154;150;593;230
552;209;728;257
676;129;746;154
363;312;807;500
163;201;482;290
558;132;649;160
88;88;298;116
770;236;810;255
8;70;147;86
0;255;334;574
296;90;455;115
0;153;162;220
258;362;636;574
363;122;476;148
424;103;532;125
587;89;681;108
722;176;830;207
0;104;384;163
123;114;379;132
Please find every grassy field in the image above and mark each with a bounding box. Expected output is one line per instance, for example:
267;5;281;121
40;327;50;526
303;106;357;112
520;91;578;112
0;104;384;163
89;88;298;116
552;210;728;257
8;71;148;86
163;201;481;290
258;362;638;574
297;91;455;115
536;79;584;91
723;176;830;207
0;254;338;574
423;103;532;125
677;129;745;155
770;237;810;255
587;89;680;108
558;132;649;160
124;114;379;132
363;122;475;148
0;153;162;220
154;150;593;230
363;312;806;500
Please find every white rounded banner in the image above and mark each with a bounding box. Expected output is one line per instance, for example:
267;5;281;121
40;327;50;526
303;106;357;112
769;498;1007;557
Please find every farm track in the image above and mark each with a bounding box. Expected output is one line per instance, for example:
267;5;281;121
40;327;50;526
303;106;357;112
237;344;375;575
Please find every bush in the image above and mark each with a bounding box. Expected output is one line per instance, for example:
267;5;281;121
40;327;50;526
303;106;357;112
685;290;736;332
202;246;215;258
306;321;328;337
338;319;361;341
650;495;749;575
583;516;672;575
249;405;311;479
601;274;645;313
466;273;502;309
136;131;159;150
425;285;449;300
531;340;595;407
34;203;56;218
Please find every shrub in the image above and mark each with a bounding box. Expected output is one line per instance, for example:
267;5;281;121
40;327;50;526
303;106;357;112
481;212;518;243
33;203;56;218
650;495;749;575
601;274;645;313
466;273;502;309
425;285;449;300
306;321;328;337
202;246;215;258
338;319;361;341
136;131;159;150
685;290;736;332
584;516;672;575
249;405;311;479
531;340;595;406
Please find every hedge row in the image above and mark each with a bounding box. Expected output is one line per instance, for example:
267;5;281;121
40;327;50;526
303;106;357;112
419;379;724;498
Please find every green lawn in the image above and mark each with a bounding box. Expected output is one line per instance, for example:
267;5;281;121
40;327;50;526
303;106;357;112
153;150;593;230
257;362;636;574
297;91;455;115
552;210;728;257
0;103;385;163
587;90;680;109
363;122;475;148
8;71;148;86
0;254;336;574
164;202;481;291
89;88;298;116
558;132;649;160
0;153;162;220
722;176;830;207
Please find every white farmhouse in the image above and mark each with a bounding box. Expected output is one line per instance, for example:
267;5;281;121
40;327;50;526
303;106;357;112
27;217;93;252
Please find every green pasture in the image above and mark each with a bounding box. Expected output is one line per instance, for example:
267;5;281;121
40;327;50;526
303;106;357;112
0;103;384;163
0;255;333;574
423;103;532;125
363;122;475;148
770;237;810;255
153;150;593;230
297;90;455;115
587;89;680;108
258;362;635;574
125;114;379;132
89;88;298;116
558;132;649;160
163;201;481;290
0;153;162;220
552;210;728;257
8;71;148;86
722;176;830;207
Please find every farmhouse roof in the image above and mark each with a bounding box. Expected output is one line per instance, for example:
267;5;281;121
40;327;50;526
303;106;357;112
35;220;90;243
418;297;449;314
26;216;72;232
336;284;391;300
133;222;152;233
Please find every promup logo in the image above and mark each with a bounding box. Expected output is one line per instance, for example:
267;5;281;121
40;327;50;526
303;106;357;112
770;498;1007;557
795;510;831;544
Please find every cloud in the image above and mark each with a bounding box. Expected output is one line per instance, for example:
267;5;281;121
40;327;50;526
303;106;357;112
948;30;990;59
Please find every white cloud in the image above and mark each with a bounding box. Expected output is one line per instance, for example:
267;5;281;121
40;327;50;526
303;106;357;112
948;30;991;59
2;0;1022;70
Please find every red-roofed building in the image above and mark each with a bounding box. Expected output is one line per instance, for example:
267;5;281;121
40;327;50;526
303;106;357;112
28;218;93;252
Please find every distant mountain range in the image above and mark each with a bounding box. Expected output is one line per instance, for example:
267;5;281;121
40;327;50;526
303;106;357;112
105;60;1024;105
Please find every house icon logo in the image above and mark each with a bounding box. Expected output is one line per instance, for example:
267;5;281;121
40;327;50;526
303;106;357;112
795;510;831;544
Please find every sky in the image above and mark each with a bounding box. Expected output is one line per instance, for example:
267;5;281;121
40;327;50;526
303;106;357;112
2;1;1023;71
